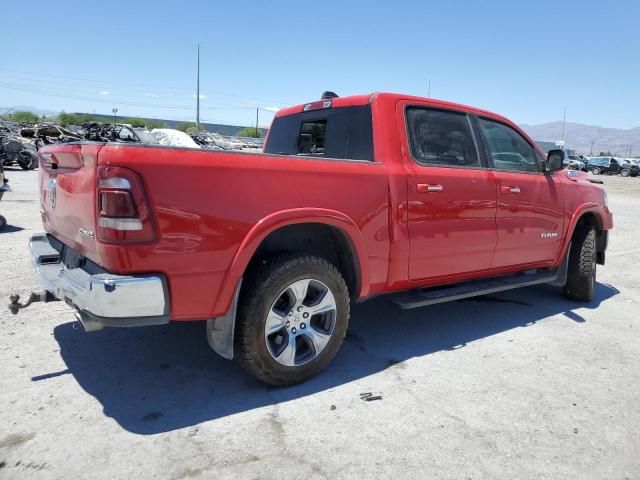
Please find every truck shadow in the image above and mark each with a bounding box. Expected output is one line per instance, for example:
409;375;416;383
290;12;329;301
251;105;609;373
48;282;618;435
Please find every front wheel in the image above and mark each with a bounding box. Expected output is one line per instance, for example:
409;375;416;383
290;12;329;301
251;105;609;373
563;225;596;301
592;167;601;175
234;255;350;386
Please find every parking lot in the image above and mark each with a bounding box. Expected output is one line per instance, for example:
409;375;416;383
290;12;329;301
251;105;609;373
1;168;638;479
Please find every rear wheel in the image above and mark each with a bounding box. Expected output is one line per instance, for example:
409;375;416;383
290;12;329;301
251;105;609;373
592;167;601;175
620;168;630;177
234;255;350;386
0;215;5;231
563;225;596;302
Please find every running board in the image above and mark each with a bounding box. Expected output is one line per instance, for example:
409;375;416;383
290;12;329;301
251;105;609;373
392;262;567;310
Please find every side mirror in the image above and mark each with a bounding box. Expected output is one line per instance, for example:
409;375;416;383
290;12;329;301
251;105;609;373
546;150;564;172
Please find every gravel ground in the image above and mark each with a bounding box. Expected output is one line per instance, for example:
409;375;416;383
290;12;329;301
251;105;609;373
0;168;639;480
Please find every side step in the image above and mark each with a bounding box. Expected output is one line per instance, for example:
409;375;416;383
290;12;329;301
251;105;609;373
392;264;567;310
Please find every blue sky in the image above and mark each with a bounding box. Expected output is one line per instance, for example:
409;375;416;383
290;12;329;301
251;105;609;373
1;0;638;129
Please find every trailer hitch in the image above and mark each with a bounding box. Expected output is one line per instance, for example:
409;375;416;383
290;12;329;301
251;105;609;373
8;291;59;315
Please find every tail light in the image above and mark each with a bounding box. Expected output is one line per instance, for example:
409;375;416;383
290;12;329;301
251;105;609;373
97;166;156;243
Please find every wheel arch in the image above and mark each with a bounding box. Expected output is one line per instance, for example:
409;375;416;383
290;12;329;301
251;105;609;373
557;206;606;266
212;209;370;317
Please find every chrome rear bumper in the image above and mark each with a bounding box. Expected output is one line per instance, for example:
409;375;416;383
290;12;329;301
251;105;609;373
29;233;169;331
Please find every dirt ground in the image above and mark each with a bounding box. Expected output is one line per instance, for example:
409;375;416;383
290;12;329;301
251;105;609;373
0;167;638;479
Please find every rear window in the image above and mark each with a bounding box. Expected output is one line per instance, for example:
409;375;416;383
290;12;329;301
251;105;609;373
265;105;374;161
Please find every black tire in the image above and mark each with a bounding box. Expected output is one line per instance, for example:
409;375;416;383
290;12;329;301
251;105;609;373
620;169;630;177
592;167;601;175
0;215;5;231
234;255;350;386
563;225;596;301
18;152;38;170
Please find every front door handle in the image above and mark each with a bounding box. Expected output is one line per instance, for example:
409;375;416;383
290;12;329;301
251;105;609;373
501;186;521;194
417;184;444;193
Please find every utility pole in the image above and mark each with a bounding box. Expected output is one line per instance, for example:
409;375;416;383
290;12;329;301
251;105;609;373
560;107;566;143
196;44;200;130
112;108;118;124
590;141;594;156
256;108;259;137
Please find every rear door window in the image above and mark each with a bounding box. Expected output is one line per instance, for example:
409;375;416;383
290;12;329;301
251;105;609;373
265;105;374;161
406;107;480;168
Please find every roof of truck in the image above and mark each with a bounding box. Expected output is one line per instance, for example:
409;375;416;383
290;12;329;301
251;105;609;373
274;92;513;125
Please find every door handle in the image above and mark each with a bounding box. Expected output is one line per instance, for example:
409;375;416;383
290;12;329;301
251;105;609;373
501;186;521;194
417;184;443;192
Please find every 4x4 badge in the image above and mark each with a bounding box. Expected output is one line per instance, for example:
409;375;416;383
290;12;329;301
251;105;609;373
47;178;57;209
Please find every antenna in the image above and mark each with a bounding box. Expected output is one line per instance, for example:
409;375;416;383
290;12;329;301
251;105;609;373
427;78;431;98
196;44;200;129
560;107;566;142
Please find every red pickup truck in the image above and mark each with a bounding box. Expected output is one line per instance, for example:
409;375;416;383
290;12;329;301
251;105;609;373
10;92;612;385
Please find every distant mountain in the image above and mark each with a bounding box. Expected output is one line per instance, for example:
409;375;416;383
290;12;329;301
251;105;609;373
4;105;636;155
520;122;640;156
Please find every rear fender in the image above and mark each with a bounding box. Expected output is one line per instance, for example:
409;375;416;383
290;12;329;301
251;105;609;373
211;208;370;317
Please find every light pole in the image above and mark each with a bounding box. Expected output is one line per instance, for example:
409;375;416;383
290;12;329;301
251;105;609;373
196;44;200;130
256;107;259;137
112;108;118;124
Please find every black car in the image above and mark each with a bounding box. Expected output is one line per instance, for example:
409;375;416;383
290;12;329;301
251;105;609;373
586;157;639;177
0;133;38;170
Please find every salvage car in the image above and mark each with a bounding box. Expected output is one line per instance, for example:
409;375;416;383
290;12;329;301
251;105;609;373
0;130;38;170
10;92;613;385
587;156;639;177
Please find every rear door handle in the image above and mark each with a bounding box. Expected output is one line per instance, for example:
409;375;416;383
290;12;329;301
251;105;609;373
417;184;443;192
501;186;521;194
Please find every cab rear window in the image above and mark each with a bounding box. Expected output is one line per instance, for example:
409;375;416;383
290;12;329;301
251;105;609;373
265;105;374;161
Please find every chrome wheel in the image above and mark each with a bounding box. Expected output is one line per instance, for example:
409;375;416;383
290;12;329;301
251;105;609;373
264;278;337;367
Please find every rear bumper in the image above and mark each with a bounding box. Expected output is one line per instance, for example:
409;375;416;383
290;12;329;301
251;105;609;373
30;233;169;331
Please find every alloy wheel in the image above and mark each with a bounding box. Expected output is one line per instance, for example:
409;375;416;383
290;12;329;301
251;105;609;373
264;278;337;366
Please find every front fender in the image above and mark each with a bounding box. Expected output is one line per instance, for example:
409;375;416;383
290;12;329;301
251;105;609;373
555;202;612;265
211;208;370;317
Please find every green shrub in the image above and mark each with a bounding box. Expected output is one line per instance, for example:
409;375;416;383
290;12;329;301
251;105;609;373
8;111;39;123
236;127;261;138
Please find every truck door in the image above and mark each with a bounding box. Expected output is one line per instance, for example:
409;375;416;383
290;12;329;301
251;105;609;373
403;106;498;280
475;117;565;268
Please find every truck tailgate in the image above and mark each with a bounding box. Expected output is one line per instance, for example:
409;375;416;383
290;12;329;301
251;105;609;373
39;143;102;264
